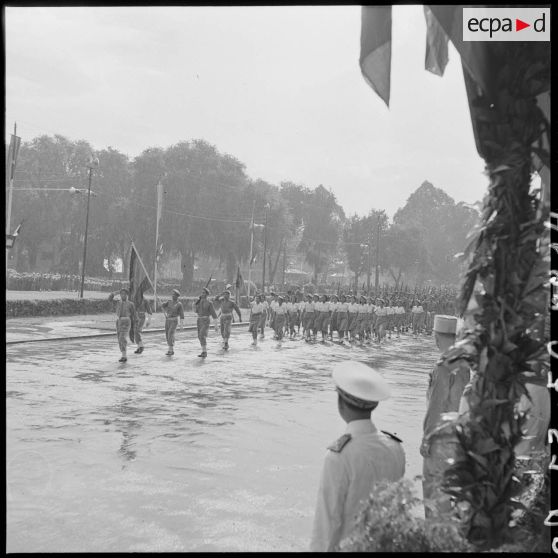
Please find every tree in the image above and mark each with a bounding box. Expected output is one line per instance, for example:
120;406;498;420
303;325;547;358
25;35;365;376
393;180;478;284
382;224;430;289
343;215;368;290
297;185;345;284
11;135;96;273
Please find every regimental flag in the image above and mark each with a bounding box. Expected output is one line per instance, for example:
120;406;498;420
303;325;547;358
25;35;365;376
6;221;23;249
129;242;154;342
6;133;22;188
235;265;244;291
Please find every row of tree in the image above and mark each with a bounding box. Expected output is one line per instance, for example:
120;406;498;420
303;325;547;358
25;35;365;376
8;134;479;291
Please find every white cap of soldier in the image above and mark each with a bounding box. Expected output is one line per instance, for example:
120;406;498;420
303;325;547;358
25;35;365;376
433;315;458;335
332;361;391;409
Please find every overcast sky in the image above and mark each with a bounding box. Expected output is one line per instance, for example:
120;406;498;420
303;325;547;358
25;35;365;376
5;5;486;219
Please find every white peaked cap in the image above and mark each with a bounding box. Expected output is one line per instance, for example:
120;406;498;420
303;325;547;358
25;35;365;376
332;361;391;404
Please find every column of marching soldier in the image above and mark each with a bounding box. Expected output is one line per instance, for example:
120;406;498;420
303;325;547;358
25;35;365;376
107;285;549;551
109;285;459;360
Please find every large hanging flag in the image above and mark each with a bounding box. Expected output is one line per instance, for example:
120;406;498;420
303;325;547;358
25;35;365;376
129;242;154;342
359;6;392;106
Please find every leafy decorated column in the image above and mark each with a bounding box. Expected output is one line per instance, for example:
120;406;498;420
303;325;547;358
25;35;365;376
359;5;550;549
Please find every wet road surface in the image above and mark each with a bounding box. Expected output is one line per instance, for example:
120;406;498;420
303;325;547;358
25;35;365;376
7;328;439;552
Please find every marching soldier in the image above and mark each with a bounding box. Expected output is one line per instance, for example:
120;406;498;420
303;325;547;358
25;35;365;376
161;289;184;356
133;293;152;354
258;293;269;339
108;287;137;363
347;295;359;342
194;287;218;358
274;296;288;340
336;294;349;342
219;290;242;350
329;294;339;341
248;293;266;346
301;293;315;341
310;361;405;551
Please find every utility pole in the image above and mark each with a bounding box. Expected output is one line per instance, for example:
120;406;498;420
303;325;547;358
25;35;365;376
282;239;286;288
153;180;163;311
6;122;19;277
247;200;256;298
367;227;372;294
79;157;99;298
374;215;381;291
261;203;269;293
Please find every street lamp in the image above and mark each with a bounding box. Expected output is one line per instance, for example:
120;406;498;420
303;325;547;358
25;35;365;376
79;156;99;298
261;203;270;293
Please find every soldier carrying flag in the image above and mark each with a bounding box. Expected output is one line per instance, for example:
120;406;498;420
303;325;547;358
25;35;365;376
128;242;154;354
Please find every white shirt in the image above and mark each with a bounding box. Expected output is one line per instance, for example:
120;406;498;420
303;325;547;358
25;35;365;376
337;302;349;312
386;306;394;315
304;301;315;312
274;304;287;315
250;301;266;314
375;306;387;316
310;419;405;552
412;305;424;313
348;303;359;313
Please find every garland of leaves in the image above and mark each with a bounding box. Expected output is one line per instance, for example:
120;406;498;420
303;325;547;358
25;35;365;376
440;42;550;549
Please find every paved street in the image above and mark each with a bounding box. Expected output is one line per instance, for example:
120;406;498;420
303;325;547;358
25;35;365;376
7;327;438;552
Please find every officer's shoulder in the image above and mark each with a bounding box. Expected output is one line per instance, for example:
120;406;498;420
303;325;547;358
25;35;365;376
327;433;352;453
380;430;403;444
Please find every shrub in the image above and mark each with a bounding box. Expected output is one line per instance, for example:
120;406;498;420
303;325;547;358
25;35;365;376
339;478;473;553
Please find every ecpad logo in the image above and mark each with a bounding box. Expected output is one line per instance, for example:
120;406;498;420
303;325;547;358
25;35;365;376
463;7;550;42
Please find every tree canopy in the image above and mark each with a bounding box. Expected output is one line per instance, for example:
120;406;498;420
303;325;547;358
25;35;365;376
9;135;479;291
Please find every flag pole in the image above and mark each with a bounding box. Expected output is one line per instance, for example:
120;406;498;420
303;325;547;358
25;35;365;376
154;180;163;311
247;199;255;299
6;122;17;278
131;240;155;292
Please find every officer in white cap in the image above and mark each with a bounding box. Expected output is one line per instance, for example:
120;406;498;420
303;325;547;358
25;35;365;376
420;314;470;518
310;361;405;552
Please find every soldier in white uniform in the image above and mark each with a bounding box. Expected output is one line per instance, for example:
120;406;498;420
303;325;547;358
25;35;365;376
310;361;406;552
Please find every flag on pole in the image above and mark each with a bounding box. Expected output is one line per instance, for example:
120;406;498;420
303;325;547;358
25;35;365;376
129;242;154;342
235;265;244;291
6;134;22;187
6;221;23;249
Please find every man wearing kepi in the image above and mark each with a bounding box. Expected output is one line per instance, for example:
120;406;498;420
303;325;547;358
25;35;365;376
219;290;241;350
108;288;137;363
161;289;184;356
310;361;405;552
194;287;218;358
420;314;470;518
